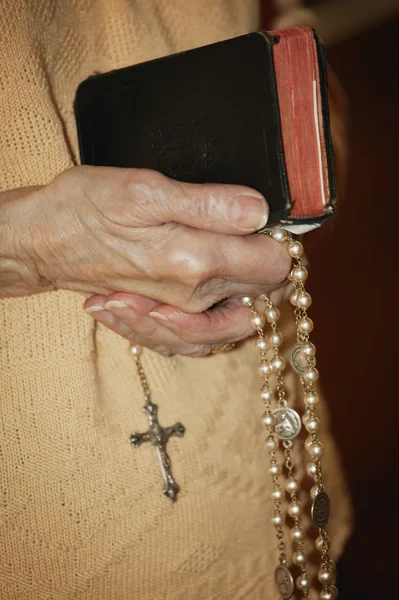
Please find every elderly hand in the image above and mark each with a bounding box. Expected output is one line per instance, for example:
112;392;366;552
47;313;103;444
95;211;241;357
3;166;290;308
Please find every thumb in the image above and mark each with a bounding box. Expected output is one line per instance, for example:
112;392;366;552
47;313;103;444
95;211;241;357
125;169;269;234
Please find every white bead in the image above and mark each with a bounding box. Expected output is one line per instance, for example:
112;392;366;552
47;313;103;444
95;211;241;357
285;477;299;493
241;296;254;307
298;317;314;334
288;502;302;518
291;266;308;282
303;366;319;383
308;442;324;458
296;291;312;309
305;437;314;452
291;526;304;542
269;464;281;476
130;345;142;357
306;462;318;477
320;591;337;600
266;436;278;451
269;331;283;347
259;361;272;377
251;313;265;329
301;342;316;358
289;290;298;306
263;413;275;427
261;389;273;402
304;391;319;407
305;417;320;433
271;487;283;501
265;307;280;323
271;228;288;243
318;568;334;585
256;338;270;352
272;512;284;527
288;240;304;258
293;551;306;566
296;574;310;590
271;355;285;372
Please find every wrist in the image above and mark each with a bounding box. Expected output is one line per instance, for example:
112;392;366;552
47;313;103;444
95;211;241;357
0;186;53;298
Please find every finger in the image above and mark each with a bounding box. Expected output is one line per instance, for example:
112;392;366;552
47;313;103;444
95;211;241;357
147;297;257;346
109;167;269;233
170;231;292;312
84;293;216;358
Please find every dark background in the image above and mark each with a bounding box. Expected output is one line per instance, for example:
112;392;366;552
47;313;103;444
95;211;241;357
261;6;398;599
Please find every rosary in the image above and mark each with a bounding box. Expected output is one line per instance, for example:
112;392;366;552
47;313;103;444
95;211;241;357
129;228;338;600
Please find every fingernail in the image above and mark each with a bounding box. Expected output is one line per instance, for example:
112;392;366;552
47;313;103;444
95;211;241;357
85;305;105;314
104;300;128;310
148;312;179;330
232;194;269;230
148;311;169;321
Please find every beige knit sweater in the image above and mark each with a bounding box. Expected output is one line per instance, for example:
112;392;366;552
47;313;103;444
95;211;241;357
0;2;351;599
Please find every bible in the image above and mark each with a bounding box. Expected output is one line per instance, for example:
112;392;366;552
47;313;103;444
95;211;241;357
74;27;336;231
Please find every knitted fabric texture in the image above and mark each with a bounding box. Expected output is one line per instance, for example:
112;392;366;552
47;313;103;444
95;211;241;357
0;2;351;598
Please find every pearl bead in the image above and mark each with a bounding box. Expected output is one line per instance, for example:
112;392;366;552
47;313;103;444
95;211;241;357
269;464;281;476
130;345;142;357
271;487;283;501
272;512;284;527
256;338;270;352
304;391;319;407
251;313;265;329
261;389;273;402
318;568;334;585
271;355;285;372
259;361;272;377
263;413;275;427
306;462;318;477
285;477;299;493
301;342;316;358
305;417;320;433
304;366;319;383
305;437;314;452
296;291;312;309
271;228;288;243
288;502;302;518
241;296;254;307
320;590;337;600
298;317;314;334
311;485;320;499
289;290;298;306
316;535;331;552
291;266;308;282
288;240;304;258
293;551;306;566
290;526;304;542
266;436;278;451
269;331;283;347
296;574;310;590
265;307;280;323
308;442;324;458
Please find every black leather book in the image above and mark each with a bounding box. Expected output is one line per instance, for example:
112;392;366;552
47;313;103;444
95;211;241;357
74;28;336;230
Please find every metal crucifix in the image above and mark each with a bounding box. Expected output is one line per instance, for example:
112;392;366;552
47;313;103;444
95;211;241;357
130;398;185;501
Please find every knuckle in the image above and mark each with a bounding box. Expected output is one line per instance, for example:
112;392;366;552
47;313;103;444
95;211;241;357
125;169;170;213
163;247;215;290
